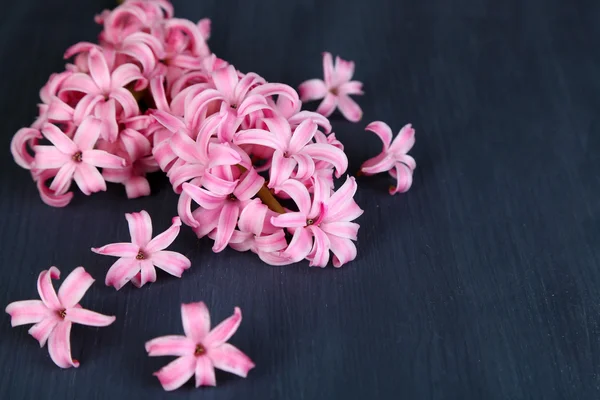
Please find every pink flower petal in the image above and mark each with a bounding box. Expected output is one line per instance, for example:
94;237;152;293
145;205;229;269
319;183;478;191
48;163;76;195
334;56;355;84
195;356;217;387
88;48;111;93
336;95;362;122
191;207;221;238
111;63;143;91
126;210;153;247
365;121;393;150
146;335;195;357
36;170;74;207
338;80;363;96
320;221;360;240
204;307;242;348
322;52;334;87
234;129;282;151
110;87;140;117
181;302;211;343
73;95;104;125
170;131;202;164
61;73;99;94
360;153;395;175
149;75;169;112
48;321;79;368
41;123;77;154
73;163;106;195
298;79;327;102
94;99;118;142
33;146;69;169
57;267;94;308
316;93;337;117
72;117;102;150
182;183;226;210
66;307;115;327
82;149;126;168
303;143;348;178
271;212;307;229
255;230;288;253
105;258;140;290
291;152;316;180
201;172;238;196
28;317;59;347
92;243;139;258
212;202;240;252
212;65;239;102
209;343;255;378
132;260;157;287
47;98;74;122
282;227;313;262
233;168;265;201
5;300;51;327
389;123;416;155
153;355;196;391
238;199;268;236
145;217;182;253
288;120;317;154
151;250;191;277
37;267;61;310
389;163;414;194
124;176;152;199
307;227;331;267
268;150;296;189
11;128;41;169
328;235;357;267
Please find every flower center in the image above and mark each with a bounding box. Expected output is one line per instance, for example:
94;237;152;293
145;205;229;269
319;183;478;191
230;103;237;109
229;194;237;201
306;219;314;225
329;87;339;96
58;309;67;319
136;250;145;260
72;152;83;163
195;344;206;356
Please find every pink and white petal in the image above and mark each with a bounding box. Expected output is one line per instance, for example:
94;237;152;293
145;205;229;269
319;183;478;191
48;163;76;195
360;153;395;175
258;250;294;266
365;121;393;150
182;183;226;210
307;228;331;267
250;83;300;111
191;207;221;239
282;227;313;262
315;94;337;118
33;146;69;169
338;80;363;96
320;221;360;240
238;199;267;236
325;176;358;215
37;170;74;207
57;267;94;308
28;317;59;347
254;230;288;253
73;163;106;195
151;251;191;277
82;149;126;168
268;150;296;189
212;202;240;253
303;143;348;177
322;52;334;87
105;258;140;290
169;163;207;193
336;95;362;122
201;172;237;196
288;119;317;154
145;335;195;357
270;212;307;229
47;98;74;121
119;128;152;160
291;152;316;180
389;163;414;194
5;300;51;327
124;176;151;199
120;44;156;76
275;179;311;215
133;260;157;287
11;128;42;169
207;143;242;168
126;210;153;247
88;49;111;93
41;123;77;154
37;267;61;310
149;75;170;112
178;188;199;228
151;110;186;134
145;217;182;253
212;65;239;102
204;307;242;348
66;307;115;327
153;355;196;391
334;56;355;83
94;100;118;142
72;117;103;150
60;73;99;94
170;131;202;163
73;95;104;126
389;123;416;155
288;111;332;134
110;87;140;117
298;79;327;102
181;302;211;342
233;168;265;201
234;129;282;151
195;356;217;387
209;343;255;378
91;242;139;258
111;63;143;90
48;321;79;368
397;154;417;171
328;235;357;267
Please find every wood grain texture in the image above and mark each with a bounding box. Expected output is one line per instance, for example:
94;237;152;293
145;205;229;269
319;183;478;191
1;0;600;399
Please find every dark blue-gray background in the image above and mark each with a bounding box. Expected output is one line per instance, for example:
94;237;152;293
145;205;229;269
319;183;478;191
1;0;600;399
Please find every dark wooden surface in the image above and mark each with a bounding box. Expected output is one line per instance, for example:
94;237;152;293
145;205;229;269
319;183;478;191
1;0;600;399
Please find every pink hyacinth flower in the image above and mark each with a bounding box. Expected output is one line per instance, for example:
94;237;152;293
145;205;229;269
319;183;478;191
34;119;126;196
146;302;254;391
5;267;116;368
360;121;416;194
271;176;363;267
298;52;363;122
91;211;191;289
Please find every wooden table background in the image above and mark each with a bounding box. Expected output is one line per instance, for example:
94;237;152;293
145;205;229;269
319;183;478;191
1;0;599;399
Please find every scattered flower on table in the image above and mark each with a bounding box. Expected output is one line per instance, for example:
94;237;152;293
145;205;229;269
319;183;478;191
5;267;116;368
360;121;416;194
92;210;191;289
146;302;254;391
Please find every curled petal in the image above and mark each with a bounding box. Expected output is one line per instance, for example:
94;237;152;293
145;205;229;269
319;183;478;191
181;302;211;343
303;144;348;177
209;343;255;378
336;95;362;122
110;87;140;117
182;183;226;210
334;56;355;84
146;335;195;357
48;321;79;368
105;258;140;290
307;228;331;267
73;95;104;126
91;243;139;258
204;307;242;348
389;123;416;155
322;52;334;86
365;121;393;151
153;356;196;391
291;152;315;180
146;217;182;253
338;80;363;96
66;308;115;327
149;75;169;112
73;163;106;195
111;63;144;91
151;250;191;278
124;176;152;199
255;230;288;253
233;169;265;201
212;202;240;253
33;146;69;169
36;170;73;207
275;179;311;215
288;111;331;134
328;235;357;267
83;149;126;168
126;210;153;247
202;172;237;196
72;117;103;150
316;94;337;118
251;83;300;111
47;98;74;122
268;150;296;189
234;129;282;151
238;199;267;236
94;99;118;142
360;152;395;175
389;163;414;194
57;267;94;308
132;260;157;288
298;79;327;102
283;227;312;262
5;300;50;327
60;73;99;94
88;48;111;93
37;267;61;310
28;317;59;347
11;128;41;169
288;119;317;154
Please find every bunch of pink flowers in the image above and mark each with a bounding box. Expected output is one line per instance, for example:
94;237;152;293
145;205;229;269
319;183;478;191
10;0;415;269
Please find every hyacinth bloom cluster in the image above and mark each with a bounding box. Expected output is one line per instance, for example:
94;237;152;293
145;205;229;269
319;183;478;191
360;121;416;194
146;302;254;390
5;267;116;368
9;0;364;268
